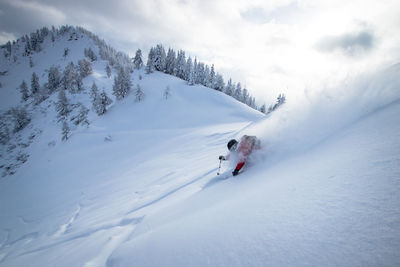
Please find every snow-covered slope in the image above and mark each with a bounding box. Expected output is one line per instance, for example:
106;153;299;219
109;98;400;267
1;27;400;267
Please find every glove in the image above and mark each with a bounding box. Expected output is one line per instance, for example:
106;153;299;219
219;155;225;160
232;169;239;176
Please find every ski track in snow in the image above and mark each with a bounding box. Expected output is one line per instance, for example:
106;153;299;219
126;168;217;215
53;204;81;237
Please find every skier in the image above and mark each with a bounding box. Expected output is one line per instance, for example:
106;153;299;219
219;135;261;176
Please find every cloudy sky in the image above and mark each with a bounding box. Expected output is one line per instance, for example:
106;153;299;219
1;0;399;103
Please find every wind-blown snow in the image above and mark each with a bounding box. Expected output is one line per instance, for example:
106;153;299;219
1;28;400;267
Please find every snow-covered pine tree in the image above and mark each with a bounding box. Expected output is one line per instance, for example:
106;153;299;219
242;87;249;104
208;64;216;88
146;48;155;74
175;50;186;80
153;44;166;72
78;59;92;78
192;58;198;84
165;48;176;74
164;86;171;99
19;80;29;102
75;75;84;92
259;104;266;114
63;48;69;59
278;94;286;104
47;66;61;94
196;62;205;85
203;65;210;87
188;65;195;86
113;67;132;100
90;81;99;101
72;103;89;126
31;72;40;96
134;84;144;102
214;74;225;91
24;38;31;56
225;78;234;96
29;57;34;68
0;120;10;145
84;48;97;62
267;94;286;113
61;120;70;141
62;62;78;93
94;90;112;115
10;107;31;133
185;57;193;82
233;83;242;101
133;49;143;70
56;89;70;121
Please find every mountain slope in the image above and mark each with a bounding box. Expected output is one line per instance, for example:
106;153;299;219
0;28;264;266
108;96;400;267
1;26;400;267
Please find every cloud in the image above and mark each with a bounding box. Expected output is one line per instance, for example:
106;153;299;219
0;0;399;106
240;1;305;25
0;0;66;37
316;29;375;57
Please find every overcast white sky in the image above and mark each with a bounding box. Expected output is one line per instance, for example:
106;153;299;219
1;0;400;103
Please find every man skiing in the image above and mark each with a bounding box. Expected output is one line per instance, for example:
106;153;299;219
219;135;261;176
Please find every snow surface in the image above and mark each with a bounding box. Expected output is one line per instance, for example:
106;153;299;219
1;28;400;266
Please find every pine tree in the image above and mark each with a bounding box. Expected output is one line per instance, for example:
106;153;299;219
133;49;144;70
259;104;266;114
62;62;78;93
72;104;89;126
56;89;70;121
29;57;34;68
208;64;216;88
134;84;144;102
242;87;249;104
113;68;132;100
93;90;112;115
63;48;69;58
90;82;99;101
233;83;242;100
153;45;166;71
78;59;92;78
61;120;70;141
175;50;186;79
203;65;210;86
165;48;176;74
24;39;31;56
75;75;83;92
19;80;29;101
164;86;171;99
185;57;193;82
0;120;10;145
214;74;225;91
47;66;61;94
11;107;31;133
225;79;234;96
146;48;155;74
84;48;97;61
31;72;40;95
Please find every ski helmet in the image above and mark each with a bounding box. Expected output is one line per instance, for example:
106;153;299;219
227;139;238;151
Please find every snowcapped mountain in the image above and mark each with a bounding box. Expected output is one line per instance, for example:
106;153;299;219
1;26;400;267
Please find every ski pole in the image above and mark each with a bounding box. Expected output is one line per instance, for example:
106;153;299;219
217;159;222;175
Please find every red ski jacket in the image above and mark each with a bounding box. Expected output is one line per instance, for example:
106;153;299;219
225;135;261;173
